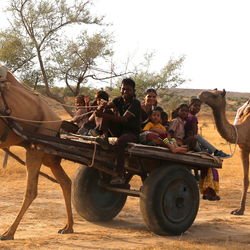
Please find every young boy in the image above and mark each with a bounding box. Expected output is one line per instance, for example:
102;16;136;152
95;78;141;185
185;98;230;158
184;98;227;201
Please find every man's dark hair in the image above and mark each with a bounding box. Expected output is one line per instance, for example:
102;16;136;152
189;98;202;107
122;78;135;89
95;90;109;101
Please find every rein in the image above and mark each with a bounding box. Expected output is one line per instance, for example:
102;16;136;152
0;82;13;142
227;125;239;157
0;82;11;115
0;110;94;123
0;81;59;183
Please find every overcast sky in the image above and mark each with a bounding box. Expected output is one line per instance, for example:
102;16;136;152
1;0;250;93
93;0;250;93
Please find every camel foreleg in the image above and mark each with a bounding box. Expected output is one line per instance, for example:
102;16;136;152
43;155;74;234
0;149;43;240
231;150;249;215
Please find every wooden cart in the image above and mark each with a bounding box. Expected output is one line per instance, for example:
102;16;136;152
13;128;221;236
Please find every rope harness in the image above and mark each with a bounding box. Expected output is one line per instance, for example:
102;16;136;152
227;125;239;157
0;80;98;175
0;110;94;124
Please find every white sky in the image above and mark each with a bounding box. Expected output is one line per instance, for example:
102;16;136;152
93;0;250;93
1;0;250;93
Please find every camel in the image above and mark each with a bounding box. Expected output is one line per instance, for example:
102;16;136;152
0;65;74;240
199;89;250;215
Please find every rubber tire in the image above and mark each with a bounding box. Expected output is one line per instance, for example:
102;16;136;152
72;165;127;222
140;166;199;235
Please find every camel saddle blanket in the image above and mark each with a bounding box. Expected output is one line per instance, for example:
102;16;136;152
234;100;250;125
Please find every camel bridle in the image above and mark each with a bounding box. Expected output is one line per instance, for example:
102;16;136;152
0;81;15;143
0;81;11;116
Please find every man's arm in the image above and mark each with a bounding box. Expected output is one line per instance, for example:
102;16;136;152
96;110;132;124
95;99;138;124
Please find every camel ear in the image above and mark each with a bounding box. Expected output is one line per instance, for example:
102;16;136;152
221;89;226;97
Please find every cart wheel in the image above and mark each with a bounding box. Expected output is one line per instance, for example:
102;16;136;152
72;165;127;222
140;166;199;235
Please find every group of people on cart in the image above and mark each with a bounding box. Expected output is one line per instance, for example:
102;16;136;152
70;78;230;200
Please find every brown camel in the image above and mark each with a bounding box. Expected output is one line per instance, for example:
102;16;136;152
0;65;74;240
199;89;250;215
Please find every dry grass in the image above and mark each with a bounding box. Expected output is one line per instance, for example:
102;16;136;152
0;111;249;249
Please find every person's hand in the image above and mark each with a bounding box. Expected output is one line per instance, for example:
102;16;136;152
97;102;107;111
99;100;108;108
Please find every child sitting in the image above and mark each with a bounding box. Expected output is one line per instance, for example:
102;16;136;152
70;95;89;134
85;90;110;136
184;98;230;158
168;103;189;147
142;107;187;153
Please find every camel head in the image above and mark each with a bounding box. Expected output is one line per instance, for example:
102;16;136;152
198;89;226;110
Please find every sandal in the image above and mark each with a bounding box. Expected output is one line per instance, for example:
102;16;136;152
208;194;220;201
202;187;220;201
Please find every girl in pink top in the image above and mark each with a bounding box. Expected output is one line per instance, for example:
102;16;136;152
168;103;189;146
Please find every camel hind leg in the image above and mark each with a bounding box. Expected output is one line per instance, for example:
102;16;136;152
43;154;74;234
231;149;249;215
0;149;43;240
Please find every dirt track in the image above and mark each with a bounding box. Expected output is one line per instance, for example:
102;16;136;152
0;147;250;250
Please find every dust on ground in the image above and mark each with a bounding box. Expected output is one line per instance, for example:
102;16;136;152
0;144;250;250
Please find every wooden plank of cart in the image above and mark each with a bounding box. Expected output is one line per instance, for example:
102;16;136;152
18;129;222;236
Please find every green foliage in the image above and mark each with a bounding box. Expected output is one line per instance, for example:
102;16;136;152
104;86;120;100
0;31;35;73
0;0;188;114
158;92;187;117
54;30;113;96
0;0;108;107
112;53;187;101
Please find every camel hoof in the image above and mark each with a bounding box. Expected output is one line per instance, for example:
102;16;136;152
231;209;244;215
0;235;14;240
58;228;74;234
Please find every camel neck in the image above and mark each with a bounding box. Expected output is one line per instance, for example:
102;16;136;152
212;107;237;144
